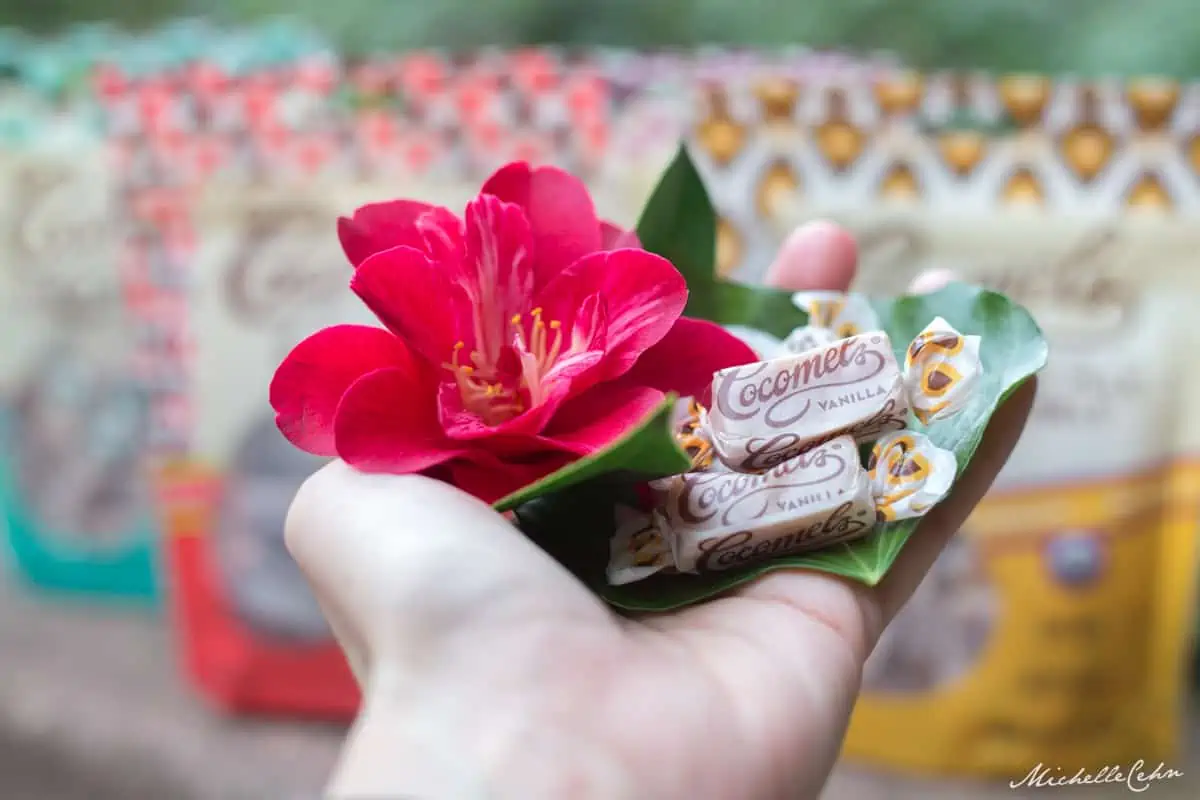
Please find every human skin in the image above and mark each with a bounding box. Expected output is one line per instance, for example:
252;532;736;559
284;221;1036;800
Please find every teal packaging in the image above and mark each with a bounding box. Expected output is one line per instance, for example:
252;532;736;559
0;79;159;603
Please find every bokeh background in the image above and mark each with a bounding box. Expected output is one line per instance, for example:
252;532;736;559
3;2;1200;799
6;0;1200;74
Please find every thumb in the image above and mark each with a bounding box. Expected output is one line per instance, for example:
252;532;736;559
284;462;604;662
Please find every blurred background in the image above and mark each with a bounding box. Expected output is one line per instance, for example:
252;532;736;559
2;2;1200;799
5;0;1200;75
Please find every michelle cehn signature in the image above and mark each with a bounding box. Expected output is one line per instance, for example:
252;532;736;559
1010;761;1183;793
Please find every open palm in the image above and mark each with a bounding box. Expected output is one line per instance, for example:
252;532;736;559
285;222;1035;800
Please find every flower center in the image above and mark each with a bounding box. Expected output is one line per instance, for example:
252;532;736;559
442;306;565;425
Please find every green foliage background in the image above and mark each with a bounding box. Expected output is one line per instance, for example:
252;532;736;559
1;0;1197;77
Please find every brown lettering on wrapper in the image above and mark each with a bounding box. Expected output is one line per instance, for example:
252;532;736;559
673;445;849;527
694;501;873;572
712;336;890;428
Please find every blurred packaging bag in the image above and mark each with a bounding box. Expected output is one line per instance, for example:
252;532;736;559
683;69;1200;777
120;44;487;716
158;174;374;718
0;49;158;600
591;50;898;265
161;170;475;717
113;44;359;715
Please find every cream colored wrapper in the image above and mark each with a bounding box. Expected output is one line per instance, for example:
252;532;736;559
606;436;877;584
781;325;838;354
867;430;957;521
708;332;909;471
901;316;983;424
791;291;882;339
607;506;673;586
657;436;877;573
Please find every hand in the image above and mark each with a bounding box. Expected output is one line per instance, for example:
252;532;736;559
285;222;1036;800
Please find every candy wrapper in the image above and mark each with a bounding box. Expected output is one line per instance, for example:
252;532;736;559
783;290;882;354
608;431;957;585
708;318;982;472
0;76;158;600
902;316;983;425
867;431;957;521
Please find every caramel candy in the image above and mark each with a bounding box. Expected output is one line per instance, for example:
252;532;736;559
708;332;908;471
902;317;983;424
654;436;876;573
790;290;881;340
867;430;957;521
607;506;675;586
605;433;960;586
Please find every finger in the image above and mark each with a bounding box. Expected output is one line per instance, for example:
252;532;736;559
285;462;604;655
907;267;958;295
764;220;858;292
872;377;1036;623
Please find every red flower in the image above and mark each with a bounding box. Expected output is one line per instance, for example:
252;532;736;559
270;162;755;503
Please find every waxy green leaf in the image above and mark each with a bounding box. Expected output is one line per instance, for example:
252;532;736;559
493;395;691;513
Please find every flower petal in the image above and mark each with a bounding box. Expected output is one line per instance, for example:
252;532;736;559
600;220;641;250
416;205;467;264
531;292;608;393
459;194;536;367
334;367;461;473
447;450;575;505
480;161;602;286
270;325;414;456
536;249;686;382
620;317;758;405
541;384;666;454
338;199;433;267
351;245;467;366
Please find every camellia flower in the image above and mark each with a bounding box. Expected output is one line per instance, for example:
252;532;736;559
270;162;756;503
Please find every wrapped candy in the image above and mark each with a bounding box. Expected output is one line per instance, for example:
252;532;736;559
784;290;882;353
608;506;674;587
608;433;958;585
708;331;910;471
605;313;980;587
902;317;983;424
867;430;957;521
707;318;982;471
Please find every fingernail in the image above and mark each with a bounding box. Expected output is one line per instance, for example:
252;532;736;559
764;220;857;292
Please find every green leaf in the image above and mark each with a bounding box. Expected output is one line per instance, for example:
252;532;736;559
493;395;692;512
514;281;1048;612
635;144;718;307
703;274;810;339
